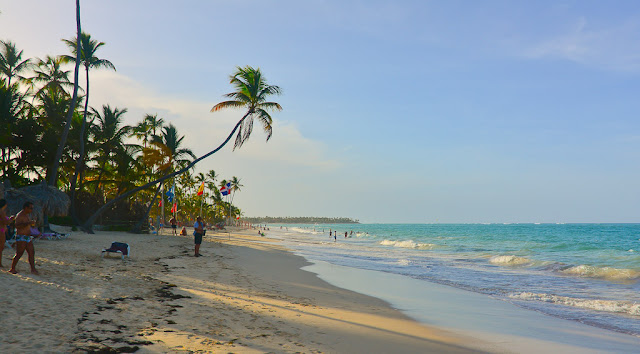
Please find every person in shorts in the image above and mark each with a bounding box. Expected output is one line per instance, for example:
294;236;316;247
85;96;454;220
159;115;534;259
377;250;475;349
193;216;204;257
9;202;38;274
170;216;177;235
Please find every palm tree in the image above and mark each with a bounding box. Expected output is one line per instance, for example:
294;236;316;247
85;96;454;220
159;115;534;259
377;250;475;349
49;0;82;187
132;114;165;148
150;124;196;171
228;176;243;222
0;40;31;88
211;65;282;149
82;66;281;232
205;169;218;204
62;31;115;213
0;80;30;178
26;56;74;97
90;104;131;196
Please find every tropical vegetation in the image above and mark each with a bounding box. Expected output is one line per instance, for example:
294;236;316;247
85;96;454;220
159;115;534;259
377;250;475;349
0;30;281;232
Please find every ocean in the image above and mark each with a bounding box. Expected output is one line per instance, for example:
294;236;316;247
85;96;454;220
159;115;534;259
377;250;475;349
263;223;640;337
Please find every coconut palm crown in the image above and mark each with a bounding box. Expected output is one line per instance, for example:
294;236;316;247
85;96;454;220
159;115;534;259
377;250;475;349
211;66;282;149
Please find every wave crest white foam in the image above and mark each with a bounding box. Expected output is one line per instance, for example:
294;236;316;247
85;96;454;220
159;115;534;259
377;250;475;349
561;265;640;280
489;255;532;266
379;240;436;250
510;292;640;316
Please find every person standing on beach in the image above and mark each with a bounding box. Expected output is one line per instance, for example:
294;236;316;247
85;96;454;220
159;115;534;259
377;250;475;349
334;231;337;242
170;216;177;236
193;216;204;257
345;231;348;238
9;202;38;275
0;199;15;268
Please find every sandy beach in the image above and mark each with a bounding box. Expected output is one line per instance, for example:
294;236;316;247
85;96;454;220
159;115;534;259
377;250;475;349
0;226;487;353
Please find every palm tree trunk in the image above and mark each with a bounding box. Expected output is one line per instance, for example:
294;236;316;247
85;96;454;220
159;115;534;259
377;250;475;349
69;66;90;225
94;157;108;197
49;0;81;187
81;113;249;233
130;182;162;233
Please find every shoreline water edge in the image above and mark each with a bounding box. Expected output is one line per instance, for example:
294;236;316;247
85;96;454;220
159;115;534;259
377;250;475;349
261;223;640;349
1;223;639;352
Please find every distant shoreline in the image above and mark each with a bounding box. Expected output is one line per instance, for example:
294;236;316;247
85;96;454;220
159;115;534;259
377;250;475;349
244;217;359;224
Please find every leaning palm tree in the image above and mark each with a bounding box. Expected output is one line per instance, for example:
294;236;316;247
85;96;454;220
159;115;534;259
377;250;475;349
211;65;282;149
62;32;115;220
82;66;281;233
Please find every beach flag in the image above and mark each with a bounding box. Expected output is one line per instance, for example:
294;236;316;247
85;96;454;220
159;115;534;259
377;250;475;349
170;202;177;213
220;182;231;196
166;185;175;203
197;182;205;196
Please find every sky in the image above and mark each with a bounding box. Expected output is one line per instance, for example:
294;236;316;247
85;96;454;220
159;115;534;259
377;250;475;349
1;0;639;223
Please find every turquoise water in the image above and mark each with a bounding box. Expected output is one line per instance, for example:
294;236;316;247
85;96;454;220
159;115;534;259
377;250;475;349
265;223;640;336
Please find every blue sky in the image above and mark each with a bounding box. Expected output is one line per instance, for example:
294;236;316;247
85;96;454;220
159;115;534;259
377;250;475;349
1;1;639;222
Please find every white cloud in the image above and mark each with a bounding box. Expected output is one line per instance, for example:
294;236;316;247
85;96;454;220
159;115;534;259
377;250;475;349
88;70;338;170
523;17;640;72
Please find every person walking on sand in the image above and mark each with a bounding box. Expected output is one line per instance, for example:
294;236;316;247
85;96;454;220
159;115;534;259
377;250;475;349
0;199;16;268
9;202;38;275
193;216;205;257
170;216;178;236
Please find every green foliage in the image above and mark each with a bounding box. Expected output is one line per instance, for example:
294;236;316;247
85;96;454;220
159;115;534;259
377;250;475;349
243;216;360;224
0;39;279;231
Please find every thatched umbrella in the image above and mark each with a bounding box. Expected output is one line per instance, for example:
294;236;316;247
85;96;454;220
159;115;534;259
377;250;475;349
4;188;41;222
4;182;70;230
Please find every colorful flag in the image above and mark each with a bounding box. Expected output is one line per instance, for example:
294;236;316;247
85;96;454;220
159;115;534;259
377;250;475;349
166;185;175;203
220;182;231;196
170;203;177;213
197;182;205;196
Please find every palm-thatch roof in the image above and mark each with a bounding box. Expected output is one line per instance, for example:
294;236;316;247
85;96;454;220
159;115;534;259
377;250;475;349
3;181;70;224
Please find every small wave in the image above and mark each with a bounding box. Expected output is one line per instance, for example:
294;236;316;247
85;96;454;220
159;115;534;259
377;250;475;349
509;292;640;316
489;255;532;266
397;259;411;266
561;265;640;280
379;240;436;250
290;227;320;235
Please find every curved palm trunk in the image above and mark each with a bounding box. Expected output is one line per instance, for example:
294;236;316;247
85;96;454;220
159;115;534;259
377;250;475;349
69;65;90;225
130;182;162;233
49;0;81;187
81;113;250;233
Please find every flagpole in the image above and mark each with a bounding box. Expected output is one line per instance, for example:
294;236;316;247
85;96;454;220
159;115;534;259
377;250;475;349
158;183;164;235
200;192;204;218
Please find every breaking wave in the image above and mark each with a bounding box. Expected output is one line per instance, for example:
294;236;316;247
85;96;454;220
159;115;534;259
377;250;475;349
379;240;436;250
489;255;532;266
509;292;640;316
560;265;640;281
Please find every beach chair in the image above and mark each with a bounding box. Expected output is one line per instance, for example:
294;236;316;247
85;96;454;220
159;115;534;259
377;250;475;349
101;242;130;259
37;231;69;240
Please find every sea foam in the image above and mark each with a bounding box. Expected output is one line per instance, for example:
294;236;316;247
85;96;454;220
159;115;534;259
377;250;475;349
560;265;640;280
510;292;640;316
379;240;436;250
489;255;532;266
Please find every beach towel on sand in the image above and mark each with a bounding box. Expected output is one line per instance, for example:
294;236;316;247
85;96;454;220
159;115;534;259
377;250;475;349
102;242;130;258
